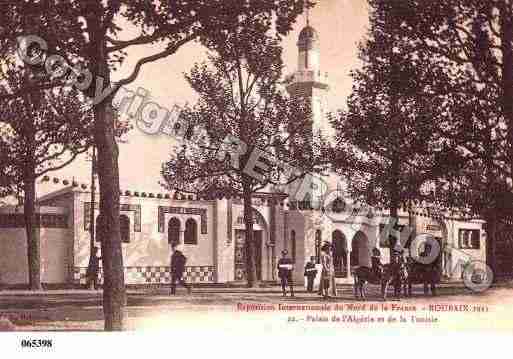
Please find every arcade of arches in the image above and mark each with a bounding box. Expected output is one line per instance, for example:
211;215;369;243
317;230;372;278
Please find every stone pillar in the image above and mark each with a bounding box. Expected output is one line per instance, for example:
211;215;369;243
269;199;277;281
347;239;353;280
346;250;351;279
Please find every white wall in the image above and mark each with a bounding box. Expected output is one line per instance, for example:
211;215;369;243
0;227;29;284
74;192;216;269
0;206;70;285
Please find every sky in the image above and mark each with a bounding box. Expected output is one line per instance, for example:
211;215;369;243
38;0;369;196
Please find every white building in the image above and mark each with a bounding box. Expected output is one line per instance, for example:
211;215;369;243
0;184;486;287
0;23;486;287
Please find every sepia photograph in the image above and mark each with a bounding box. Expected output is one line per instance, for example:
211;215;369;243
0;0;513;353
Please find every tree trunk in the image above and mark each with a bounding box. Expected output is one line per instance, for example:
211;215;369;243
387;46;401;252
23;72;41;291
388;155;401;251
484;212;498;280
24;173;41;290
89;146;96;257
86;7;126;331
242;177;259;288
95;98;126;331
407;199;415;250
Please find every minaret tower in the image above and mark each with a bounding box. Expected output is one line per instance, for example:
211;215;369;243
286;11;330;135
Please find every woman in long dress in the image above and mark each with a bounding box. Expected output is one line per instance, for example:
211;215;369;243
320;243;335;299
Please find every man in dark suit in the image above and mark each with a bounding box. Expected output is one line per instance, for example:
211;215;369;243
170;244;192;295
86;246;101;290
277;250;294;297
304;256;317;292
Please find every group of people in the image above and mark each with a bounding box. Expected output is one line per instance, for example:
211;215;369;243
370;243;409;287
279;241;407;299
85;240;404;296
277;242;337;299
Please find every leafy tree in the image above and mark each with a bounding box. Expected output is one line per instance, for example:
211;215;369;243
389;0;513;272
331;0;459;251
0;61;93;290
0;0;310;330
161;24;325;287
0;153;15;201
0;49;19;200
429;108;511;273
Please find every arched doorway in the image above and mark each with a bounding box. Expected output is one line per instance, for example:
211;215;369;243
168;217;180;245
351;231;371;267
184;218;198;245
332;230;347;277
234;208;267;282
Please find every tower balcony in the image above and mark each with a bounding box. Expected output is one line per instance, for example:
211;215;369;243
284;70;329;86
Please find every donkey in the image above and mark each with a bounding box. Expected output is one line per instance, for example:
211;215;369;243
352;262;406;300
404;260;440;296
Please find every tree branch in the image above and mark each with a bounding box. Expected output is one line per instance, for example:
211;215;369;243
115;34;197;88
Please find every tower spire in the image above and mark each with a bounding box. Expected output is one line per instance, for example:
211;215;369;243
306;6;310;26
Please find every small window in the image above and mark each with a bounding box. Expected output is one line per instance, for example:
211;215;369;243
471;231;480;249
332;198;345;213
168;217;181;245
120;215;130;243
184;218;198;245
460;230;469;248
459;229;480;249
331;197;346;213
